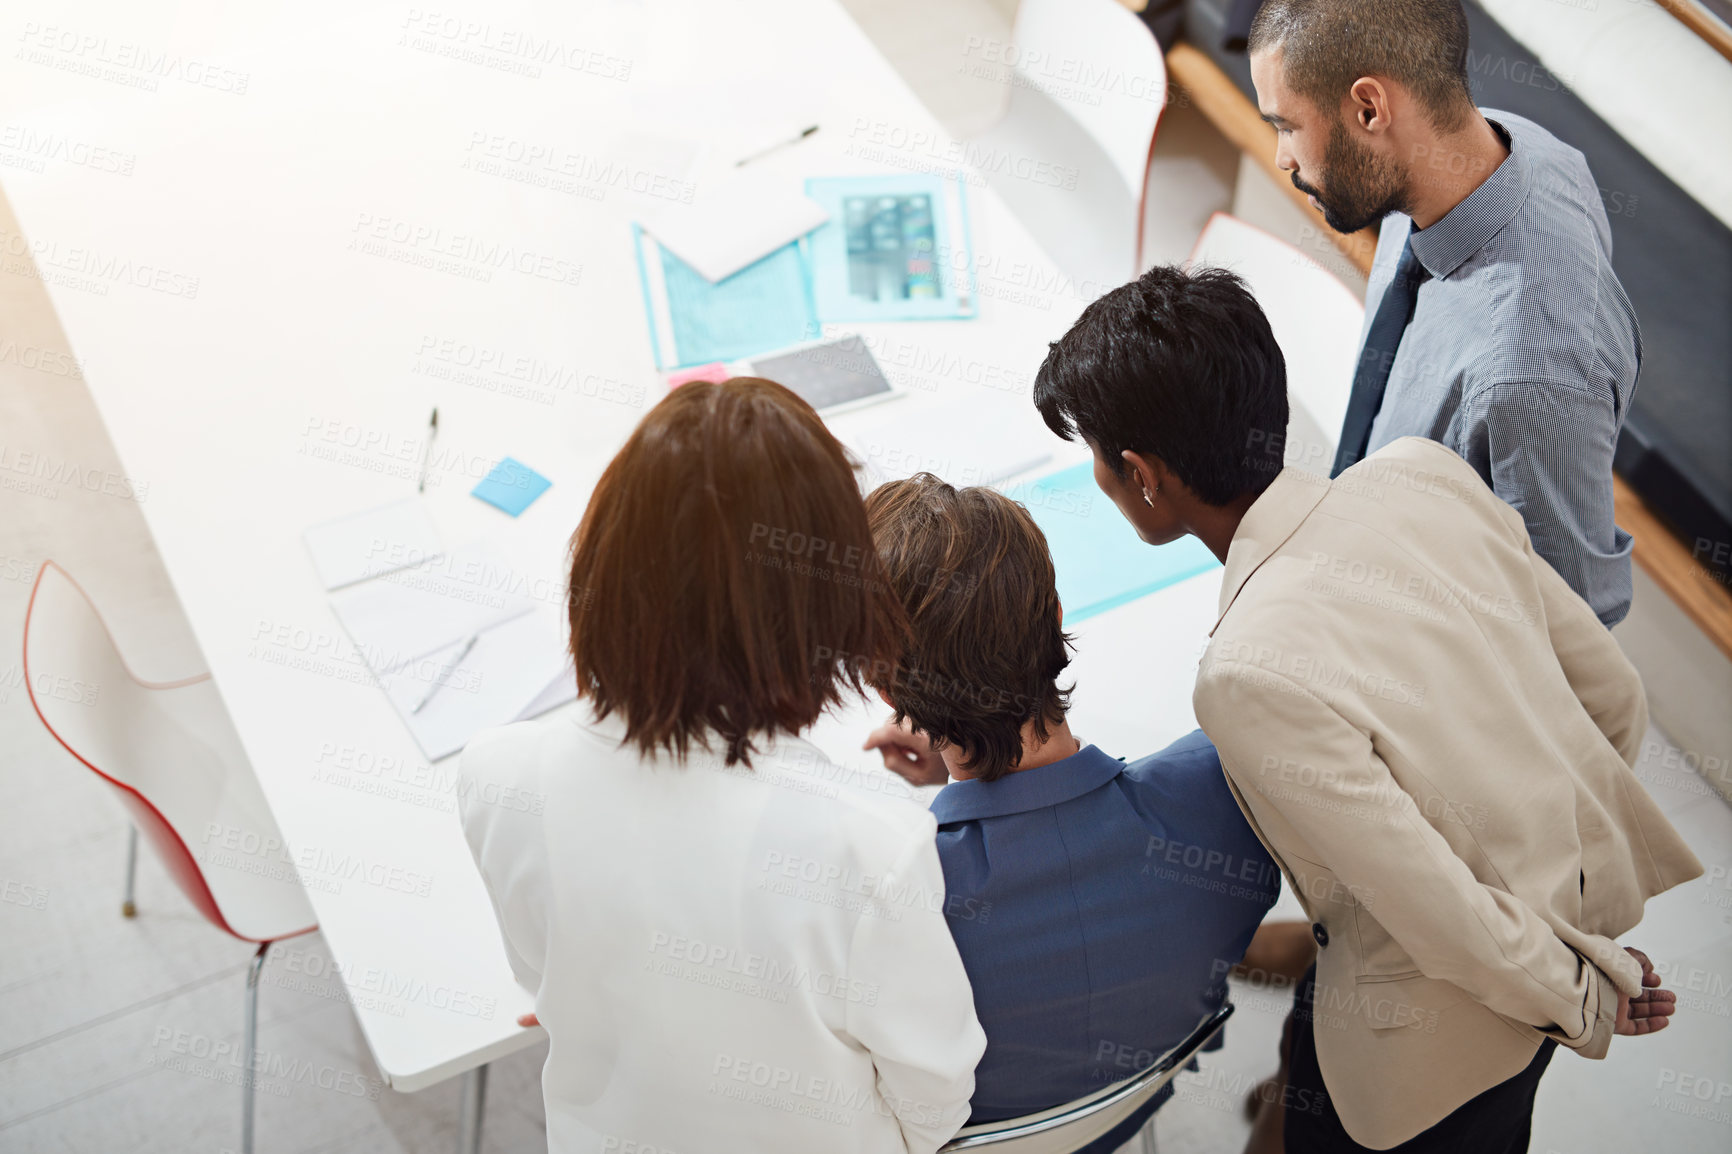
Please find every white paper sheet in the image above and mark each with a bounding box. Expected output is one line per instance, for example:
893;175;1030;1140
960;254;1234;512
302;498;442;590
638;169;829;283
378;608;573;761
842;400;1055;491
513;659;578;723
327;542;534;674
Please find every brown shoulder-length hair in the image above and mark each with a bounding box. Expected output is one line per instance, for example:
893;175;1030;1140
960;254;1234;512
568;377;904;766
864;473;1072;782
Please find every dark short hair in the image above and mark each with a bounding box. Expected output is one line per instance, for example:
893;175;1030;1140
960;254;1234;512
568;378;904;766
1033;265;1288;506
1249;0;1474;131
863;474;1071;783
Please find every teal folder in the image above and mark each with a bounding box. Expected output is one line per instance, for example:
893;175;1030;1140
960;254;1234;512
1015;464;1220;623
633;226;818;369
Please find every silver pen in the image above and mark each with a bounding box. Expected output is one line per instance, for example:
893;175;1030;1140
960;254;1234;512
416;407;438;493
411;632;477;714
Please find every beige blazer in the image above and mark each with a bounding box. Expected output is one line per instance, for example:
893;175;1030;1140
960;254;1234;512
1193;437;1701;1149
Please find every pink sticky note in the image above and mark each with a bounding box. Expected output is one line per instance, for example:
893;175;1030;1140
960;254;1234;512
667;362;732;388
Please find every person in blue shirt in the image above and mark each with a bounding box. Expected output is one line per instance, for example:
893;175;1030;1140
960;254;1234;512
860;472;1279;1151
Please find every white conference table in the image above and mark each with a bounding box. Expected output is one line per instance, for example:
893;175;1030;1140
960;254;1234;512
1;0;1224;1134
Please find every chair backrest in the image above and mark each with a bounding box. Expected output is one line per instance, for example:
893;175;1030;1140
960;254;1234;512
1187;213;1366;475
961;0;1167;291
940;1003;1233;1152
23;561;316;942
1011;0;1168;200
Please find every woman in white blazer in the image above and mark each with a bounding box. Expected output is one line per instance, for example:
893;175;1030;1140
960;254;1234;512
459;378;986;1154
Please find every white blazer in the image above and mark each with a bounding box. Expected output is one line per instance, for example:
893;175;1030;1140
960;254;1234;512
458;708;987;1154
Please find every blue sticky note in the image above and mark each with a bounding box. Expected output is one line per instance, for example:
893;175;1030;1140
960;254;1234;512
471;457;551;517
1015;463;1220;622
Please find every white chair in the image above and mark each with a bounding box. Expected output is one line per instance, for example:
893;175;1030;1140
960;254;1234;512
1186;212;1367;476
940;1003;1233;1153
963;0;1169;294
23;560;317;1154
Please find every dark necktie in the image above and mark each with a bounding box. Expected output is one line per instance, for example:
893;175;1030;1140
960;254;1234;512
1331;237;1427;477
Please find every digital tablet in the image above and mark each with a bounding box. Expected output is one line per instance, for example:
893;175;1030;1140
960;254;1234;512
748;336;899;416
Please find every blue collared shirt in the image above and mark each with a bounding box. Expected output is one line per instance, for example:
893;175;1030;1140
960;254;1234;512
931;730;1277;1132
1360;110;1639;626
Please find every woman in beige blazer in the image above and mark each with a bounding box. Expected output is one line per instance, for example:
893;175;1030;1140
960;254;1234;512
1030;265;1700;1152
459;379;986;1154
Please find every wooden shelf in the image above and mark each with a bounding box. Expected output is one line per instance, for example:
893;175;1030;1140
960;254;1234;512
1164;40;1732;659
1613;476;1732;659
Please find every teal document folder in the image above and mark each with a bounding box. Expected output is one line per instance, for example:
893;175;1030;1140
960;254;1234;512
1016;463;1220;623
632;174;973;368
634;225;818;369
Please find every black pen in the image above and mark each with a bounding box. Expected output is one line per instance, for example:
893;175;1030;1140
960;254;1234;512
736;125;818;167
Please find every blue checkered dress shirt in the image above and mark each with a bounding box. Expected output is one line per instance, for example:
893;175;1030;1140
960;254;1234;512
1359;110;1639;626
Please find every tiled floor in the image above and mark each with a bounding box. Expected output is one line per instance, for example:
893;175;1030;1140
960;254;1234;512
3;3;1728;1152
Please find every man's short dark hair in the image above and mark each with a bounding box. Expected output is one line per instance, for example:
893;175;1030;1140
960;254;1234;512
1033;265;1288;506
864;475;1071;783
1248;0;1474;131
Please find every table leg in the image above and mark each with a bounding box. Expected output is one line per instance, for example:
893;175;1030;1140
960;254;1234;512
456;1063;489;1154
121;824;138;917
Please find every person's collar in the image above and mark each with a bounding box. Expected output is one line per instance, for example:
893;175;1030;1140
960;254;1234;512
1209;467;1332;636
929;743;1123;824
1406;115;1528;281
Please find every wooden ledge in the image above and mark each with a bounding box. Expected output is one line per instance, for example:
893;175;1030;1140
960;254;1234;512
1660;0;1732;64
1613;476;1732;659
